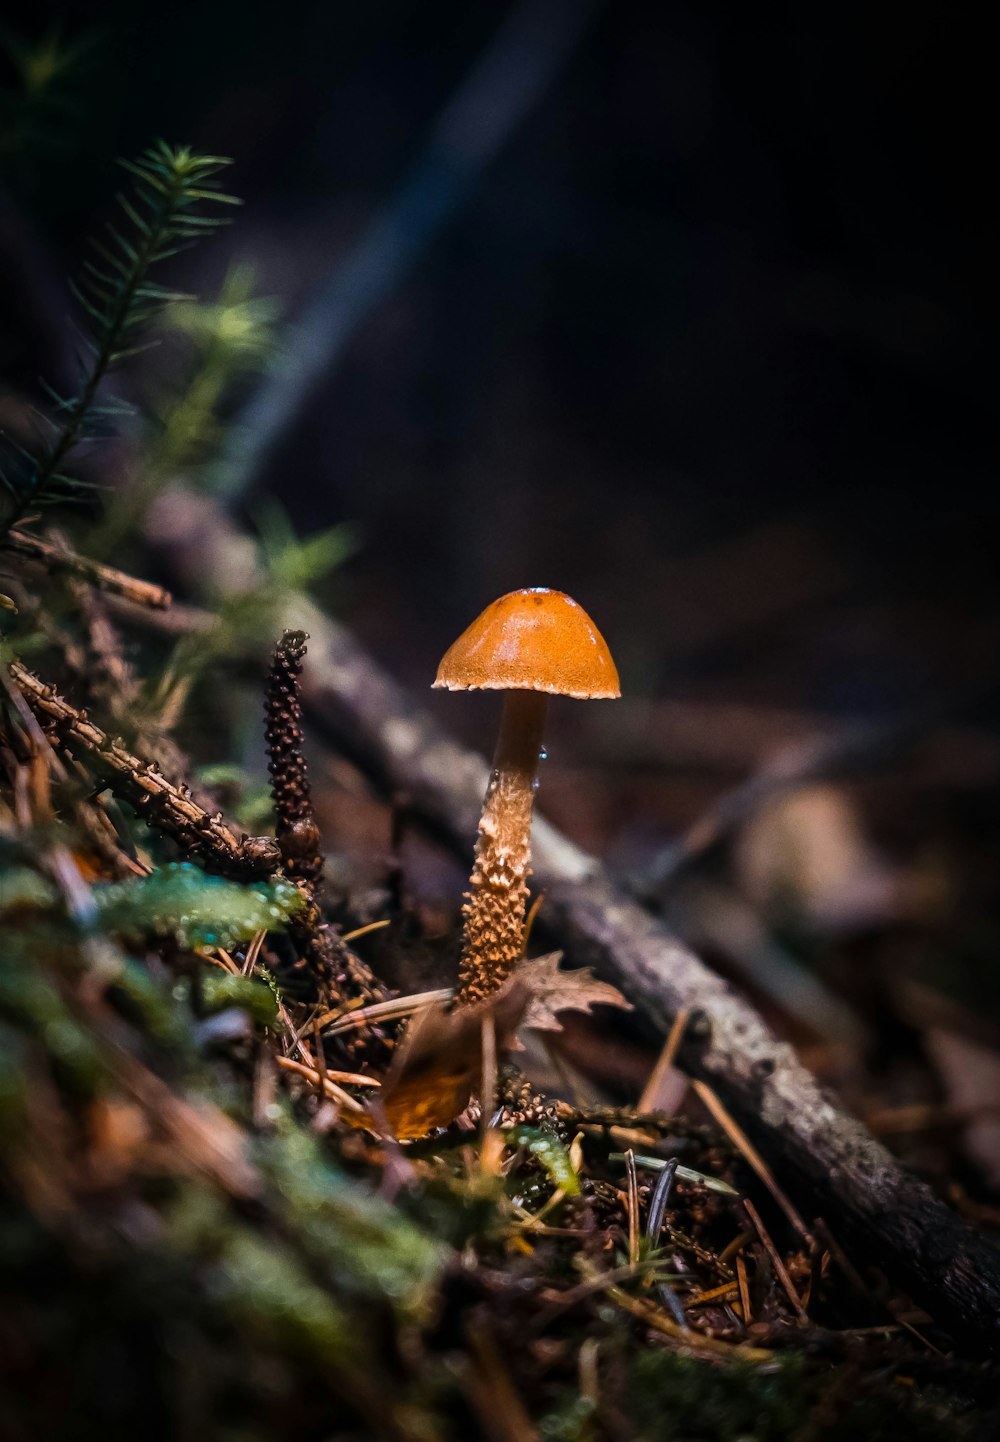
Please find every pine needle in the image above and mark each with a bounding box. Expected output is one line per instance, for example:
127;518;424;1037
1;141;237;537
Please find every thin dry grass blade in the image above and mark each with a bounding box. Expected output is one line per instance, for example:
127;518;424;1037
692;1078;811;1242
624;1148;640;1266
736;1253;752;1322
743;1198;808;1325
639;1006;692;1114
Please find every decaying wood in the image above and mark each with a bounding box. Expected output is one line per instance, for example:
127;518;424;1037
292;613;1000;1352
139;489;1000;1347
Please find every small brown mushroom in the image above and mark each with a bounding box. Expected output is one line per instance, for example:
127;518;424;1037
434;588;620;1004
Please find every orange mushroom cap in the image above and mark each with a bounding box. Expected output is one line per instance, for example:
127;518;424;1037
434;588;620;699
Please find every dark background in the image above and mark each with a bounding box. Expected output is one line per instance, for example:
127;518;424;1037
8;1;996;704
4;3;998;1059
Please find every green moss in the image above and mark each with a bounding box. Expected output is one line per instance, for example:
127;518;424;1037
214;1230;354;1365
630;1352;807;1442
254;1117;446;1321
106;955;188;1042
201;970;279;1026
539;1392;598;1441
0;864;56;910
502;1126;580;1196
0;951;106;1095
94;862;305;950
628;1351;979;1442
0;1023;29;1132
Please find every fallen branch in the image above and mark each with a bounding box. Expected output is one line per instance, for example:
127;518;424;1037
139;491;1000;1347
294;612;1000;1351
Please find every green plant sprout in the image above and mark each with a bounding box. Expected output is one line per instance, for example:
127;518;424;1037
92;262;281;554
1;141;238;539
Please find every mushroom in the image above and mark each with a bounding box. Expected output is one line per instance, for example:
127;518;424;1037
434;588;620;1004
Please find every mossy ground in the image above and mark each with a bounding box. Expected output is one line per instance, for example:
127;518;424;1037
0;867;993;1440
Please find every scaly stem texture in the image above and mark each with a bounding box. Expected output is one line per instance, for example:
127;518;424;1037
263;630;385;1012
456;691;546;1005
264;629;323;886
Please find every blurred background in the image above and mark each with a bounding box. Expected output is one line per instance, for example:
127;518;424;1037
3;2;999;1195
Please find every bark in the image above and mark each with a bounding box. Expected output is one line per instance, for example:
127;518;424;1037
295;611;1000;1352
139;493;1000;1348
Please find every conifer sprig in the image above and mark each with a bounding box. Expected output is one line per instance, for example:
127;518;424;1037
1;141;239;537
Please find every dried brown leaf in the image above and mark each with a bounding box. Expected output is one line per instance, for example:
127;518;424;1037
517;951;632;1033
361;955;630;1140
372;975;531;1139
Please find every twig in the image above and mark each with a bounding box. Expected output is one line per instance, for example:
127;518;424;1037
341;919;391;944
282;609;1000;1350
690;1079;811;1243
624;1149;640;1266
638;1006;692;1113
4;528;171;609
542;1258;682;1313
272;1056;373;1112
241;928;267;976
316;988;454;1035
606;1286;771;1362
686;1282;739;1308
736;1254;752;1323
38;582;223;818
0;664;68;783
480;1012;497;1150
141;492;1000;1350
6;657;280;878
311;1016;328;1103
743;1199;809;1326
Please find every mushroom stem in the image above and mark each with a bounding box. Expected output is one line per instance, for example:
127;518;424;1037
456;690;548;1004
